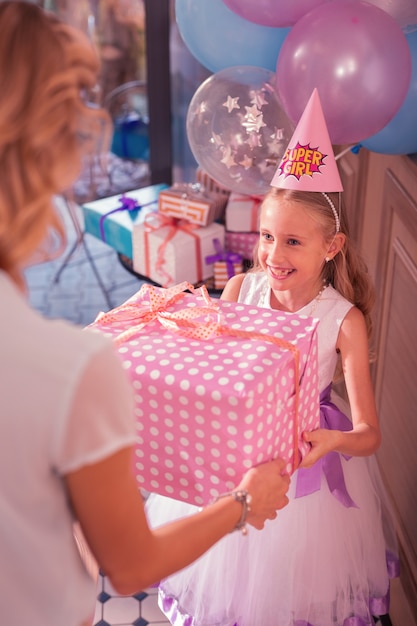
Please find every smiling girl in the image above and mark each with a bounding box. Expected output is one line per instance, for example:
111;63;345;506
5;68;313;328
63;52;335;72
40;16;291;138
147;187;398;625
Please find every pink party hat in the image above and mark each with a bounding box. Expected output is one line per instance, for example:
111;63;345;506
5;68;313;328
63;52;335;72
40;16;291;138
271;88;343;192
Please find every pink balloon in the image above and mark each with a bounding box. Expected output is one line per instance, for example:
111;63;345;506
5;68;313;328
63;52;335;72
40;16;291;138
276;0;412;145
359;0;417;32
222;0;330;27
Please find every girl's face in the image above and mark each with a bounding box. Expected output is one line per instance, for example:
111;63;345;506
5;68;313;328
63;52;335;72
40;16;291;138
258;197;329;297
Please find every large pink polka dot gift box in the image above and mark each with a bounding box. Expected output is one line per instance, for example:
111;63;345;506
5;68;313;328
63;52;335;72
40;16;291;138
91;282;320;506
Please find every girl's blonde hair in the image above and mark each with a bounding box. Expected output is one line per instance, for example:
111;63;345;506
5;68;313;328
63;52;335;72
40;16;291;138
0;1;111;288
252;187;375;340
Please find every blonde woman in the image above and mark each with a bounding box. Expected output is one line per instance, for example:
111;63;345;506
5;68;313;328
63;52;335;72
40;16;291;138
0;4;290;626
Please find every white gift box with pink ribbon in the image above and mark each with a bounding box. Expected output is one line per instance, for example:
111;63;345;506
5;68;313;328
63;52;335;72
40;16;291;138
90;282;320;506
225;192;264;233
132;213;225;287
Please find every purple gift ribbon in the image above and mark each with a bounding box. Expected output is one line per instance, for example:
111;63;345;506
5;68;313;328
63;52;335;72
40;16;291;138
205;237;242;279
99;194;155;243
295;384;357;508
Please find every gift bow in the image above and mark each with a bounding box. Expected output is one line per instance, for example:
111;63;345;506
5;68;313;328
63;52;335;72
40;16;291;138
95;281;302;473
99;194;155;242
205;238;243;279
143;213;202;287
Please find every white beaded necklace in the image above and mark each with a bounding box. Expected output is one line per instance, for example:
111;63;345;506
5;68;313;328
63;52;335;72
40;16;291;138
308;282;328;316
268;281;328;314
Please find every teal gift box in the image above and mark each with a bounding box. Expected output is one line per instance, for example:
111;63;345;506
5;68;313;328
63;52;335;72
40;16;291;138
82;183;169;260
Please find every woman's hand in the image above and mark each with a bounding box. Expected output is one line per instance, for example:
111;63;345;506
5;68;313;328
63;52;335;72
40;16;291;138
299;428;341;468
237;458;290;529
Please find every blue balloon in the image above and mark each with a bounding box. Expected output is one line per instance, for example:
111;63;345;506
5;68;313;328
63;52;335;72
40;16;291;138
175;0;290;73
362;31;417;155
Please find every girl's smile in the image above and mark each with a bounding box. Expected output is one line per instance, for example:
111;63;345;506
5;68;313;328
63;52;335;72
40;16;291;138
258;197;330;311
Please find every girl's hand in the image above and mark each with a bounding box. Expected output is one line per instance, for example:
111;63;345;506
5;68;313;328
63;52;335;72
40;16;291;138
299;428;341;468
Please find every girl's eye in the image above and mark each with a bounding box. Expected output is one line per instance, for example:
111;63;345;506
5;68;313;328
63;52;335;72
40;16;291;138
287;238;300;246
261;232;273;241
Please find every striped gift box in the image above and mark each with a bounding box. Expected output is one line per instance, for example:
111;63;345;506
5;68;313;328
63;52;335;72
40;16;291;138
214;260;244;290
195;167;231;198
159;183;228;226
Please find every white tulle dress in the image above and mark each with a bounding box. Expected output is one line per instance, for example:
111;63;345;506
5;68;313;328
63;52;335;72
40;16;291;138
145;274;399;626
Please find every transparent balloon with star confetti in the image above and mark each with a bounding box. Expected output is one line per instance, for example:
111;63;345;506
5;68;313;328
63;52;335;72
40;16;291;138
186;66;294;195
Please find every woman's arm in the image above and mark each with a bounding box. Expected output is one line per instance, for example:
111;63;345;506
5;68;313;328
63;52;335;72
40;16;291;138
65;449;289;595
300;306;381;466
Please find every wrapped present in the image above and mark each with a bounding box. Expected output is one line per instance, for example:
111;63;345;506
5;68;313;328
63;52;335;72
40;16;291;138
205;238;243;290
158;183;228;227
90;282;320;506
225;192;264;233
213;261;243;290
225;231;259;260
132;213;225;287
81;184;169;259
196;166;231;198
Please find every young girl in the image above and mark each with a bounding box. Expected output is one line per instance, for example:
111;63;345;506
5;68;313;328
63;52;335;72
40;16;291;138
146;187;398;625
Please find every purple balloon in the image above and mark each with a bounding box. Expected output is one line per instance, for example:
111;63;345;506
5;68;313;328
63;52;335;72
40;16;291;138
276;0;412;145
223;0;330;27
186;66;294;195
364;0;417;32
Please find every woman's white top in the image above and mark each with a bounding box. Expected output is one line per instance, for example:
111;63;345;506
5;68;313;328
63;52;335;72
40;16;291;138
0;271;136;626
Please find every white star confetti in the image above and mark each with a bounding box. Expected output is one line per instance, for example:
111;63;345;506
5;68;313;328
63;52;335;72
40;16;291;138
270;127;285;142
220;145;237;169
242;105;266;133
210;132;224;147
250;89;268;108
222;95;240;113
239;154;253;169
247;133;262;148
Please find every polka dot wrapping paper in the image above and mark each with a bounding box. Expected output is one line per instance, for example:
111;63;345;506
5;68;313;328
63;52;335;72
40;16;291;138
91;282;320;506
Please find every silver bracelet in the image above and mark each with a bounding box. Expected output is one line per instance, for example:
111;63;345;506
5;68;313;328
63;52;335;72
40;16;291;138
214;489;252;535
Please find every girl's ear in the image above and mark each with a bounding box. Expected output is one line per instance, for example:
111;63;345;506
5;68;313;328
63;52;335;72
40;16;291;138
326;232;346;260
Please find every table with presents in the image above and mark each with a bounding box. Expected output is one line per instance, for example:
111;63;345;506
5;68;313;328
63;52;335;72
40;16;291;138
80;169;262;292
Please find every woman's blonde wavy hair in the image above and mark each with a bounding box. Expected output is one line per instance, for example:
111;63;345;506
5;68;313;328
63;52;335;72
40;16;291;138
252;188;376;341
0;1;111;288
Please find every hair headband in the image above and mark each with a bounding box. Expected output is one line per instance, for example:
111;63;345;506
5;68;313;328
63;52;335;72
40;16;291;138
321;192;340;233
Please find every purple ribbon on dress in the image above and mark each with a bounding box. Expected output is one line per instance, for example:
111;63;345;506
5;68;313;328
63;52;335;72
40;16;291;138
99;194;155;242
295;384;357;508
205;237;243;279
